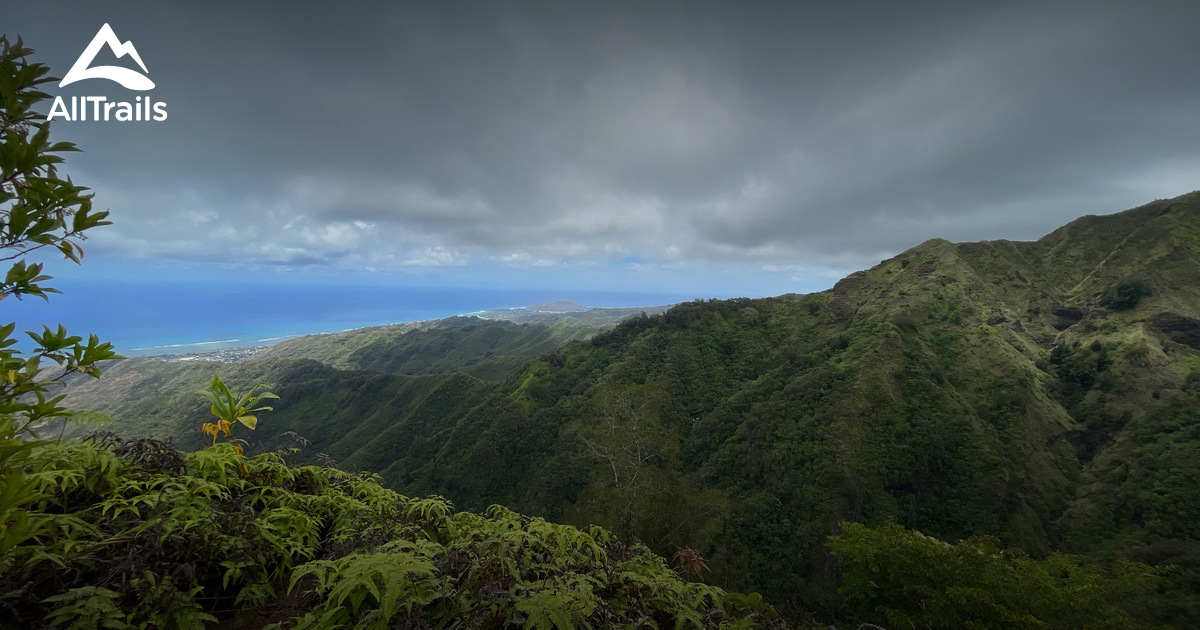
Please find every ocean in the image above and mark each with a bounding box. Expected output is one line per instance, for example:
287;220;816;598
5;278;696;356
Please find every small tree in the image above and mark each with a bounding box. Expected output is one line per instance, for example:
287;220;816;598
567;383;728;556
197;375;278;453
0;36;119;434
0;36;119;558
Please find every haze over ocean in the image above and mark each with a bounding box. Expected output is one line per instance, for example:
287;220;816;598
7;278;698;356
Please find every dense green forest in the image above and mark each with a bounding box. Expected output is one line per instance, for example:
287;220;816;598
58;192;1200;626
2;435;798;628
5;433;1165;628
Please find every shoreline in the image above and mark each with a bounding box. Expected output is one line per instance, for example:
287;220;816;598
128;299;627;363
128;321;437;362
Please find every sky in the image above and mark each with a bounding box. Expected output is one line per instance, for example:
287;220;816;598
4;1;1200;340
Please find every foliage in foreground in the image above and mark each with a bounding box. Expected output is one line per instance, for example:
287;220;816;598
0;434;786;629
0;35;118;438
0;34;121;595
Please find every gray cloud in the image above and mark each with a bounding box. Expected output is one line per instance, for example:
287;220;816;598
6;0;1200;275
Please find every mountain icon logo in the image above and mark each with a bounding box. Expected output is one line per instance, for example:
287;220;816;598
59;23;155;90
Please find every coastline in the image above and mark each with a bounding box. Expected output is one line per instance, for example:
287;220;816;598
125;298;659;363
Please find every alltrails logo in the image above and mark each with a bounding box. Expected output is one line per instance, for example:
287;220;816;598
47;23;167;122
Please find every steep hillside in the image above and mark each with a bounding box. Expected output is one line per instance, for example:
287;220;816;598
61;308;667;466
258;318;591;382
62;357;491;464
256;306;670;381
63;192;1200;623
368;192;1200;618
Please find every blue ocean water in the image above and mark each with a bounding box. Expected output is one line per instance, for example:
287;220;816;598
5;278;694;356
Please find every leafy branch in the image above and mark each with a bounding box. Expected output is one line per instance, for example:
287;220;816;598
197;375;278;465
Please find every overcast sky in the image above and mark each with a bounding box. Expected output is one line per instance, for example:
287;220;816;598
5;1;1200;299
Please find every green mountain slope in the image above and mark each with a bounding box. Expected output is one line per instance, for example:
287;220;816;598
256;307;670;382
61;307;668;471
63;358;491;466
261;318;596;382
64;192;1200;623
366;192;1200;617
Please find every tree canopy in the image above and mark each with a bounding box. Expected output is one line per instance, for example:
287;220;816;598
0;34;119;562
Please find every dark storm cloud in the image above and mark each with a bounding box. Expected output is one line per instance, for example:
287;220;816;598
5;1;1200;272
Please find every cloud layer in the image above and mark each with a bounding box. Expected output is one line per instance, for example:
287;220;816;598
8;1;1200;282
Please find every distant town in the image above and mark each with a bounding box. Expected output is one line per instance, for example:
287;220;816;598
153;345;270;364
